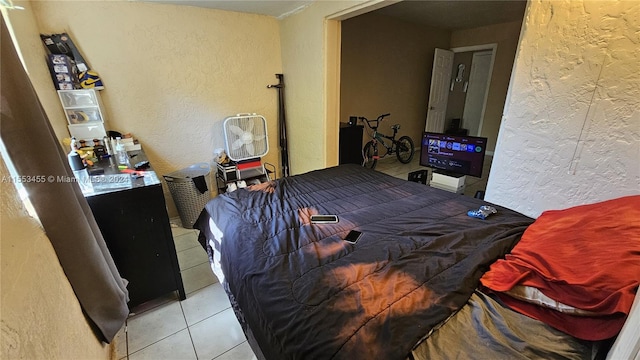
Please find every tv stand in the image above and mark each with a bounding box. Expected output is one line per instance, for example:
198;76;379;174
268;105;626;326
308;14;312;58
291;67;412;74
430;170;466;194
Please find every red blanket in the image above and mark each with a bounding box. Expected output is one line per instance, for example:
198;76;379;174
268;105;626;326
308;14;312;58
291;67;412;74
481;195;640;340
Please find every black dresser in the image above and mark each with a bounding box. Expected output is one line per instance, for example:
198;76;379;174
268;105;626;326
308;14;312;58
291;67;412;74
85;150;185;309
339;123;364;165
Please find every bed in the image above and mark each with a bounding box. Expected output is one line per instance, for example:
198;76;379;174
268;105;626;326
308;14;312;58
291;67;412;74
194;164;640;360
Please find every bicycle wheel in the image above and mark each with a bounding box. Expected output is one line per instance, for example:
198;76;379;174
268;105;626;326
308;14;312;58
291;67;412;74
396;136;414;164
362;141;378;169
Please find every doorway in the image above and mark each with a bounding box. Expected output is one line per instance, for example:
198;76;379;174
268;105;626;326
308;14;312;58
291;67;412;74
330;2;525;166
438;44;497;139
462;50;493;137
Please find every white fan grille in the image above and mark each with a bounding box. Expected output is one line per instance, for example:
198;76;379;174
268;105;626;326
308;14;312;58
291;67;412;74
223;114;269;161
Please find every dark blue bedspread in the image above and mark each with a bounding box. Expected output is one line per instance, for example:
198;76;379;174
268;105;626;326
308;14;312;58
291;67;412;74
196;165;533;360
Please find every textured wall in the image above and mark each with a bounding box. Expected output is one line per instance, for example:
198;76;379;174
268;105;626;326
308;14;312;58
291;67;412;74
0;159;111;359
25;1;282;216
486;0;640;217
340;12;450;150
280;0;372;174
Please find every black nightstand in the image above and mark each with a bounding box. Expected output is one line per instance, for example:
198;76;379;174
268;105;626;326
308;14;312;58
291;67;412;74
339;123;364;165
85;151;186;309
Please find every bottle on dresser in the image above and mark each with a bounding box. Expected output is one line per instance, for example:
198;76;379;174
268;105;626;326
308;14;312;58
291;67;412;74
115;137;129;167
67;137;93;193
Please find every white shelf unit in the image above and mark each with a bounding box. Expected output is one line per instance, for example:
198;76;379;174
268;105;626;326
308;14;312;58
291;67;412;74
58;89;108;142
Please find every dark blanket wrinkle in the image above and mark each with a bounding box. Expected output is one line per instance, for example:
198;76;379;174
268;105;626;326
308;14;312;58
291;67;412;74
197;165;533;360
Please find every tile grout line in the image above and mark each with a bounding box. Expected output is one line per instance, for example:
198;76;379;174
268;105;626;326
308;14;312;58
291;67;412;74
178;259;211;272
178;299;199;360
211;341;248;360
126;324;189;358
185;304;232;329
125;287;230;358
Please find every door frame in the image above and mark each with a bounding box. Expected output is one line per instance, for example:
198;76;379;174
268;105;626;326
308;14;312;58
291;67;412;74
324;0;398;166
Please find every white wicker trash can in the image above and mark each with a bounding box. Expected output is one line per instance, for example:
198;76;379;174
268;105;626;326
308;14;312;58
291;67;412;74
163;163;211;229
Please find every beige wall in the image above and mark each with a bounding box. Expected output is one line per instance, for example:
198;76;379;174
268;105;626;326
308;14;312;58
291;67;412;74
0;159;112;359
280;0;374;174
16;0;282;216
450;20;524;152
340;12;450;150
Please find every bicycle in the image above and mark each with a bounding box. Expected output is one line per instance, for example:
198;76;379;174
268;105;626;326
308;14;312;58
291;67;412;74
359;113;415;169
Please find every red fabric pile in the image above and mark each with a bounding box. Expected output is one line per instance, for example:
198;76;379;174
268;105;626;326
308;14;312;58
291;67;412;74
480;195;640;340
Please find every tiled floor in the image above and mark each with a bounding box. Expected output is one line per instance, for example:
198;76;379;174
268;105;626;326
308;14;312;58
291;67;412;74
114;224;257;360
115;154;492;359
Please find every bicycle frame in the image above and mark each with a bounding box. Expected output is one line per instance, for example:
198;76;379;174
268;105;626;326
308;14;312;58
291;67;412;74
373;132;395;154
361;115;399;154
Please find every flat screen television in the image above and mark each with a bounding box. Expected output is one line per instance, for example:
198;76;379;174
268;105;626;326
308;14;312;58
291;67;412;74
420;132;488;178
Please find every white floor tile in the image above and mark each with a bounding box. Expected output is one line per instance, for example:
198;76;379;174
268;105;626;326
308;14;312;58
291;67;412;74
190;308;246;360
213;341;258;360
128;329;197;360
129;292;180;317
181;283;232;326
171;225;197;238
126;301;188;353
174;232;200;252
177;244;210;271
181;262;218;294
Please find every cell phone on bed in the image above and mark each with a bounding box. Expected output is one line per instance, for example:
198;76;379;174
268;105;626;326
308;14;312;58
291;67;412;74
310;215;339;224
344;230;362;244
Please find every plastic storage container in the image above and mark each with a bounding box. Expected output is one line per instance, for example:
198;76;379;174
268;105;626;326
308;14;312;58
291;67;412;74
58;89;108;142
163;163;211;229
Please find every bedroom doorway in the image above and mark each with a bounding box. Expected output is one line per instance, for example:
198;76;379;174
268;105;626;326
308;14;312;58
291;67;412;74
327;0;525;165
462;50;493;137
436;44;497;140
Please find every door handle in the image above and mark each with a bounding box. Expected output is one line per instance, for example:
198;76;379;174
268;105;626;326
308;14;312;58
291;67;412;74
430;106;435;110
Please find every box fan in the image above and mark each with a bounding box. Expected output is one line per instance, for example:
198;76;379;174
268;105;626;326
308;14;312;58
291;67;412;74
221;114;271;187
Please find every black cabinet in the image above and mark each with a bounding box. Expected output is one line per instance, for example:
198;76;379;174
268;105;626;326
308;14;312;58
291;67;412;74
86;156;185;309
339;123;364;165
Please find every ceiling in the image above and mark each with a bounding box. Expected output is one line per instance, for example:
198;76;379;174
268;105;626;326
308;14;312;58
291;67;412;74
375;1;527;30
140;0;315;19
141;1;526;29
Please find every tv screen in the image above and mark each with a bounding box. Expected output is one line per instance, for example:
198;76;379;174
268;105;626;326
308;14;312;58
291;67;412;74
420;132;487;178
